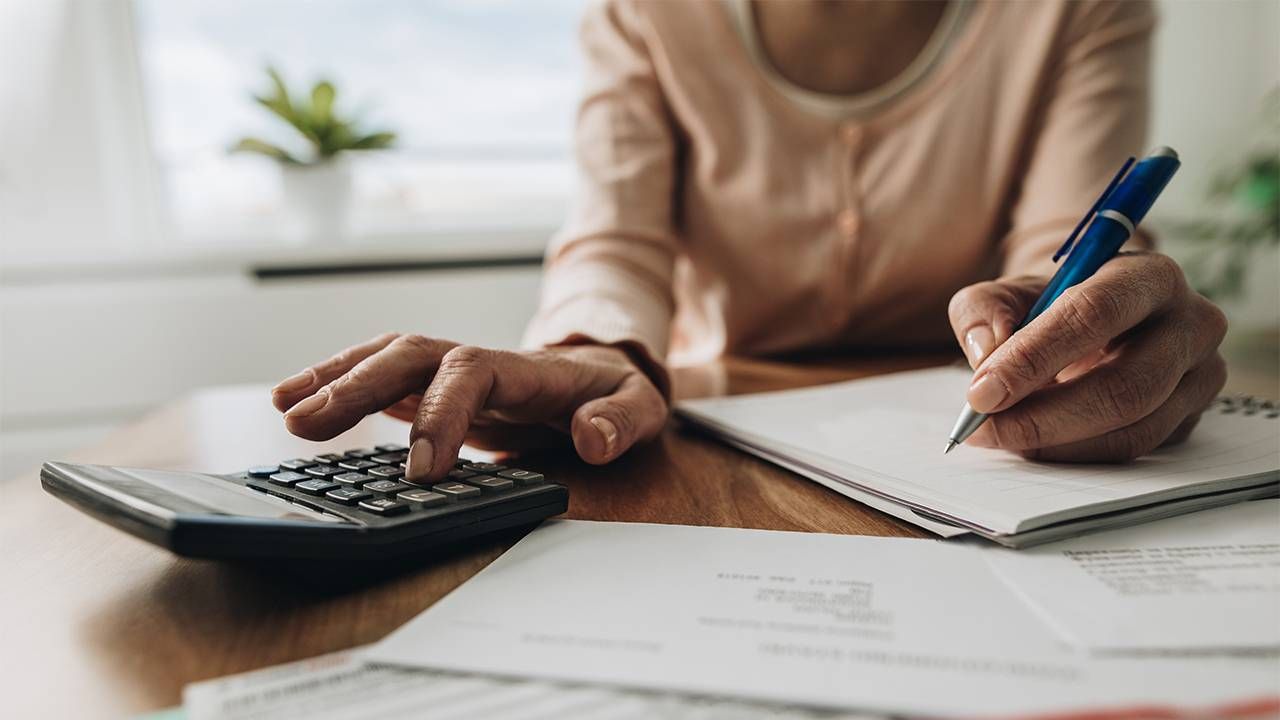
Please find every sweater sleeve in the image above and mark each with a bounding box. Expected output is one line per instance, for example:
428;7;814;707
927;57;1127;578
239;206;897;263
1001;0;1157;278
522;0;680;395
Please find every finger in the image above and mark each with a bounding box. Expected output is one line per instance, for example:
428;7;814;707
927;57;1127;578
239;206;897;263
948;276;1044;368
272;332;400;411
968;252;1188;414
284;334;458;440
570;372;669;464
968;314;1201;450
404;347;626;482
381;395;423;423
1018;355;1224;463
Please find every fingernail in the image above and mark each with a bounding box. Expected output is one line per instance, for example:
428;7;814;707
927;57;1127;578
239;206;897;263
273;369;313;394
589;416;618;456
964;327;995;368
285;389;328;418
407;438;434;481
968;373;1009;413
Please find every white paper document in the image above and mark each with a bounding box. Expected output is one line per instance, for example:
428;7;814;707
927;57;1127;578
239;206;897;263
369;521;1280;717
677;367;1280;540
983;499;1280;652
183;648;881;720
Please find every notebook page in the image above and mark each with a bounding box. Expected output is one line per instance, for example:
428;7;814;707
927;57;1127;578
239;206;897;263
678;367;1280;535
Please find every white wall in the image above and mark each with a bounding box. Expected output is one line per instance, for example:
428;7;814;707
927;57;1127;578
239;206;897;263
1150;0;1280;329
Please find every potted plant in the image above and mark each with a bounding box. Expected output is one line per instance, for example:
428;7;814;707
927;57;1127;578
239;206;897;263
231;67;397;241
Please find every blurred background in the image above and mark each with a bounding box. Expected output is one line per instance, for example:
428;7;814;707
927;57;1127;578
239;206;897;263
1;0;1277;480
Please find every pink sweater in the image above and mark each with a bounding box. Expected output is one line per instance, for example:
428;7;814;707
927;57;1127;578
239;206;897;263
523;0;1155;374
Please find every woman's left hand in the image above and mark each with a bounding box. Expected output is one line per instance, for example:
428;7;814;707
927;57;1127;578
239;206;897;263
947;251;1228;462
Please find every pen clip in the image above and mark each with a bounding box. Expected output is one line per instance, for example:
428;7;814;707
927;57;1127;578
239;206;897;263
1052;156;1135;263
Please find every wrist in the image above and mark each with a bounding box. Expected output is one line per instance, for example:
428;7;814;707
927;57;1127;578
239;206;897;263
545;339;672;405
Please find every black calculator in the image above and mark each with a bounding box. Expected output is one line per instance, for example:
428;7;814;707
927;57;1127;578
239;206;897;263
40;445;568;561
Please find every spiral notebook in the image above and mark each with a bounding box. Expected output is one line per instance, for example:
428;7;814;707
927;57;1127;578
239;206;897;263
676;366;1280;547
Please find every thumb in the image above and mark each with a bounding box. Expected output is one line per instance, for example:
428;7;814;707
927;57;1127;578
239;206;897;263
947;276;1045;369
570;372;668;464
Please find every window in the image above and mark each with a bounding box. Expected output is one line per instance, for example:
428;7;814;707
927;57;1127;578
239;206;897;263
132;0;585;243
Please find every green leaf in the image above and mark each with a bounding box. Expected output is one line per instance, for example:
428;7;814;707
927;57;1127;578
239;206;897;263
253;94;296;126
265;66;294;115
349;131;397;151
228;137;301;164
311;80;336;126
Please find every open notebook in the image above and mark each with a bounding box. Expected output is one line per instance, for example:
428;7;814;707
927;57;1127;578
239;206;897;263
676;366;1280;547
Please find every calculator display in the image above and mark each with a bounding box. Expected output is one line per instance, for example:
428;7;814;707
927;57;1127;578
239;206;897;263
79;466;345;523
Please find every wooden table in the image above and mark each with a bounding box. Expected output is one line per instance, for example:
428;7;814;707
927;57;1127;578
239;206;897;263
1;352;1270;717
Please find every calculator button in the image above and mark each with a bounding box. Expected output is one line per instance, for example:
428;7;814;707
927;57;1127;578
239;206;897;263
497;469;544;486
268;471;311;487
466;475;514;493
333;472;374;487
344;448;380;459
447;468;477;481
364;479;412;495
325;487;373;505
359;497;410;516
247;465;278;478
372;452;408;465
376;443;407;453
455;459;471;469
313;453;346;464
279;458;317;471
433;482;481;501
368;465;405;479
398;489;447;507
295;479;340;496
337;459;378;472
305;465;344;478
462;462;505;473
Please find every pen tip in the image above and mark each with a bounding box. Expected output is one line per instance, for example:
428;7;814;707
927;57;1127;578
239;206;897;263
943;440;957;455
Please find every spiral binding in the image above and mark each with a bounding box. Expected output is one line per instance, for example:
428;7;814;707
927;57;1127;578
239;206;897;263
1215;395;1279;418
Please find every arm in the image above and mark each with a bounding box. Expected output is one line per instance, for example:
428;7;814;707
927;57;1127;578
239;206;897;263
523;0;682;400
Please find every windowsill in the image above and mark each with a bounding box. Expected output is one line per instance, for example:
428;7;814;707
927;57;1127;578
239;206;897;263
0;225;554;285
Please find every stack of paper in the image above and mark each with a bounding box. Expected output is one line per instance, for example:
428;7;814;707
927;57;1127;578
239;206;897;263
366;509;1280;717
676;366;1280;546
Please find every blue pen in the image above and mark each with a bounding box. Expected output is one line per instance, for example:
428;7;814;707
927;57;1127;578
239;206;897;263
944;146;1181;454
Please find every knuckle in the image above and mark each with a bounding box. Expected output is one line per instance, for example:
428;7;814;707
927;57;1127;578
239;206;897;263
394;333;441;356
1061;285;1123;339
947;284;980;318
1204;353;1228;395
1145;253;1185;293
1198;299;1229;345
1092;364;1158;422
439;344;489;372
998;336;1051;387
989;411;1044;450
597;399;637;439
325;377;377;412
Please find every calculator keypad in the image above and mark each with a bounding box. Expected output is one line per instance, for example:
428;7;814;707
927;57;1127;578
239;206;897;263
364;479;412;495
326;487;372;505
245;450;544;522
359;497;410;516
433;482;482;501
269;471;310;487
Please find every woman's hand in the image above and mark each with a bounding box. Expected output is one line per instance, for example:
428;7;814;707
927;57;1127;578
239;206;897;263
271;335;669;483
947;251;1228;462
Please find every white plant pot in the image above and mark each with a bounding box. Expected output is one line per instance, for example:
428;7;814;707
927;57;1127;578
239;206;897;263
280;159;353;243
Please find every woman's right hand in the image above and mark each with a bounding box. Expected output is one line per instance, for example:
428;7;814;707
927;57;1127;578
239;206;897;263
270;333;669;484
